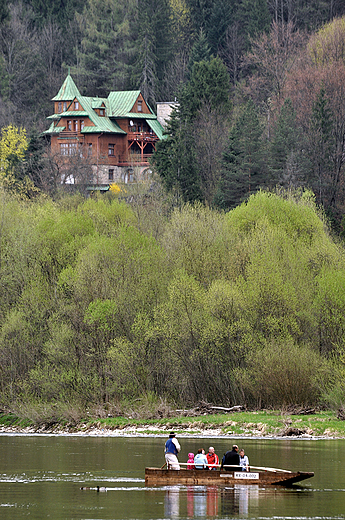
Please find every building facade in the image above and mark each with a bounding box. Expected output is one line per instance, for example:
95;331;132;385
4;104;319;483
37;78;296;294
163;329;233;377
44;73;166;187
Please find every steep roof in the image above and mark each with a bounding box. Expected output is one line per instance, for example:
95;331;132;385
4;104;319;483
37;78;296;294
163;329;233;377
107;91;157;118
78;94;126;134
52;73;80;101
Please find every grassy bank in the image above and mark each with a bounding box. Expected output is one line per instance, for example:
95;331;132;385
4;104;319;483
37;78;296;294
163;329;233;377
1;410;345;437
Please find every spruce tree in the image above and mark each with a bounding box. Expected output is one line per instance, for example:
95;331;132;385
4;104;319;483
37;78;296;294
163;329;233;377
215;99;267;209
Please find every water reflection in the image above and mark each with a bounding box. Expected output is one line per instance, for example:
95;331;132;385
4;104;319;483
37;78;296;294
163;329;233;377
165;484;259;518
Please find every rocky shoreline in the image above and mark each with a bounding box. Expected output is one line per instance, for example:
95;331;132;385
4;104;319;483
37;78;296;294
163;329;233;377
0;422;341;439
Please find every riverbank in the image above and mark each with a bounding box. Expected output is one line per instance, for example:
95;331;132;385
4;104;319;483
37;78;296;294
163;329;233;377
1;410;345;438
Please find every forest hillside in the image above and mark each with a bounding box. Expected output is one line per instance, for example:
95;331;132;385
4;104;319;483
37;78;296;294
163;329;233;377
1;2;345;227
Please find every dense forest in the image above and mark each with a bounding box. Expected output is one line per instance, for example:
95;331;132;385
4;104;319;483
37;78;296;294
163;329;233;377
1;1;345;227
1;189;345;415
2;1;345;417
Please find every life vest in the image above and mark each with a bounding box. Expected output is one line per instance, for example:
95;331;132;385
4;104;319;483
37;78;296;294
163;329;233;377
165;438;178;455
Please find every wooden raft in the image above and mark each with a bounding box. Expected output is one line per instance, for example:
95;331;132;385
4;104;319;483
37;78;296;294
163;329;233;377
145;467;314;487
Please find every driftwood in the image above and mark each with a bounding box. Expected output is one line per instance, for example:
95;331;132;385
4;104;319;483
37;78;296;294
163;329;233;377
337;407;345;420
175;402;245;416
286;406;316;415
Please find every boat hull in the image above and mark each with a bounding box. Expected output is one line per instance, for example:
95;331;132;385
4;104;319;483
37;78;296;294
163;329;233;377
145;468;314;487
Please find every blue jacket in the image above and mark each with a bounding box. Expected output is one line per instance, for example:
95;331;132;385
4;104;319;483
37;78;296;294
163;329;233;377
165;438;178;455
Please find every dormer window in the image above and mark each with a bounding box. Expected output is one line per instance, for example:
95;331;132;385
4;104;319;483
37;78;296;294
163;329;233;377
99;109;105;116
137;100;142;112
74;101;79;110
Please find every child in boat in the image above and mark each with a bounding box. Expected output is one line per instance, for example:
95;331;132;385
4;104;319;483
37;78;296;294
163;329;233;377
239;449;249;471
187;452;195;469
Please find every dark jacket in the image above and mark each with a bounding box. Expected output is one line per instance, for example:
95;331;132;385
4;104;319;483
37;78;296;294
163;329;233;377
222;449;241;471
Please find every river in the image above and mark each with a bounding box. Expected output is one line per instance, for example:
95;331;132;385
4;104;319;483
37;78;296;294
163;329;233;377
0;434;344;519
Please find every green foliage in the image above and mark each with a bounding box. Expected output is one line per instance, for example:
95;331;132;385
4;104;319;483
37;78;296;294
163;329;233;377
241;339;331;407
0;189;345;411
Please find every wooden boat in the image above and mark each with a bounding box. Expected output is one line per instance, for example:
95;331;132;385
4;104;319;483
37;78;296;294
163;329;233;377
145;465;314;487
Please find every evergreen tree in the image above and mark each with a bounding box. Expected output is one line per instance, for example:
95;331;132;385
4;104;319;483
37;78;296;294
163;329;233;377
215;99;267;209
152;108;202;202
76;0;137;94
270;98;301;179
309;87;334;205
153;56;230;202
187;28;212;74
182;56;231;118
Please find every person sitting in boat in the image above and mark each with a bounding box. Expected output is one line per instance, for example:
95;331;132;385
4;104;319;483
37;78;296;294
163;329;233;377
206;446;219;470
164;432;181;470
221;444;241;471
187;452;195;469
194;448;208;470
239;449;249;471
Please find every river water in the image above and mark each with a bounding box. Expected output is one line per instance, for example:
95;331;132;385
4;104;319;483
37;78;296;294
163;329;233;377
0;434;344;519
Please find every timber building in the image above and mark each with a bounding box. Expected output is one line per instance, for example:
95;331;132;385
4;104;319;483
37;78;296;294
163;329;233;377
43;73;166;188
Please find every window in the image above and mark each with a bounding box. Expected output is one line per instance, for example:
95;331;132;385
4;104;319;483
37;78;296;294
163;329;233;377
108;143;115;156
99;109;104;116
88;143;92;156
122;169;134;184
74;120;78;132
74;101;79;110
81;120;84;130
60;143;68;155
69;143;77;155
137;100;142;112
60;143;77;155
67;120;72;131
138;125;142;132
58;102;62;113
63;102;67;112
108;169;114;181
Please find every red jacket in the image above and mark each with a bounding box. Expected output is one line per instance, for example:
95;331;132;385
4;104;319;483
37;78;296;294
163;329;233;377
206;452;219;468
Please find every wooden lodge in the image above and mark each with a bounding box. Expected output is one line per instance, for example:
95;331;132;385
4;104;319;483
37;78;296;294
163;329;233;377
43;73;166;188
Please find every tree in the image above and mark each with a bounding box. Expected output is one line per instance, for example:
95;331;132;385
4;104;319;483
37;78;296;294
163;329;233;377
269;97;307;188
76;0;137;94
244;21;305;104
215;100;267;209
0;124;28;183
153;57;230;203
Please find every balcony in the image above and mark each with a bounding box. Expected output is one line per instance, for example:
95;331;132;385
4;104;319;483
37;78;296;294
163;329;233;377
118;153;153;165
128;131;159;143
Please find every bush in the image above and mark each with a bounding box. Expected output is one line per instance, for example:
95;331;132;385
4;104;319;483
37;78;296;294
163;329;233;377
239;339;331;407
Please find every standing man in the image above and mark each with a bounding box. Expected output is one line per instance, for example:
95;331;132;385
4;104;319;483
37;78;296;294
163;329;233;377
206;446;219;470
221;444;241;471
165;432;181;470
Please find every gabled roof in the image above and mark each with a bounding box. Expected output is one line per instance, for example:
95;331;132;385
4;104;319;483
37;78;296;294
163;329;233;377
52;74;80;101
107;91;154;117
77;94;126;134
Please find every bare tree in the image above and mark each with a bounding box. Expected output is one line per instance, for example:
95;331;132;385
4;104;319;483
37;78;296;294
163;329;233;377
243;20;305;104
220;23;245;85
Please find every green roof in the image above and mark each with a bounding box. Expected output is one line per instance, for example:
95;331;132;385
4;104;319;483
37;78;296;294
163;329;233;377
47;75;163;139
52;74;80;101
78;94;126;134
42;123;65;135
107;91;156;117
146;119;165;140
